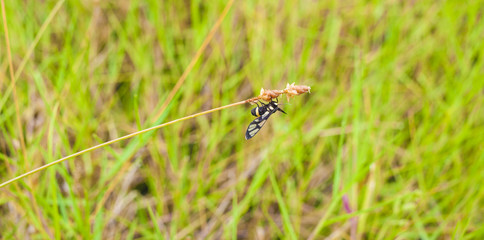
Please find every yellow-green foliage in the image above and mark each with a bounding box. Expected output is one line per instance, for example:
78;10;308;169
0;0;483;239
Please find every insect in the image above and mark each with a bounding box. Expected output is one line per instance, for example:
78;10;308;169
245;99;286;140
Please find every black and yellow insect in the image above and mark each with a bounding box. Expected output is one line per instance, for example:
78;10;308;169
245;99;286;140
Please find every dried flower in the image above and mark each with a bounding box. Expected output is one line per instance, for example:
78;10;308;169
246;83;311;103
259;88;284;102
284;82;311;101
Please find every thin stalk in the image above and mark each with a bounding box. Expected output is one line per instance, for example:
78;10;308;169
1;0;27;165
151;0;235;122
0;82;310;189
0;100;245;189
0;0;65;114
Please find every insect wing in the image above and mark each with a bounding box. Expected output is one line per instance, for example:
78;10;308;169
245;116;268;140
245;100;284;140
245;108;275;140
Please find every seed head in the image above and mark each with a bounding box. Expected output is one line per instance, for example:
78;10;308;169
246;83;311;104
283;82;311;101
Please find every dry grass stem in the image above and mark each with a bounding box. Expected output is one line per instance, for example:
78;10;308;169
1;0;27;164
151;0;235;122
0;83;310;189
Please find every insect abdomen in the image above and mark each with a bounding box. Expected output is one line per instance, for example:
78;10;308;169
251;107;259;117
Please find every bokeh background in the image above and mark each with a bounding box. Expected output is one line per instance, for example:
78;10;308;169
1;0;484;239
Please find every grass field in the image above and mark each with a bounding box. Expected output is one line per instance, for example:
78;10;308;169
1;0;484;239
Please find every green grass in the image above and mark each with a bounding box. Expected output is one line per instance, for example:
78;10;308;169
1;0;484;239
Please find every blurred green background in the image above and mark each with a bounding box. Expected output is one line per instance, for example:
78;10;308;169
1;0;484;239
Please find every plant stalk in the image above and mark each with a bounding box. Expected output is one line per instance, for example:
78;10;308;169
0;100;246;189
